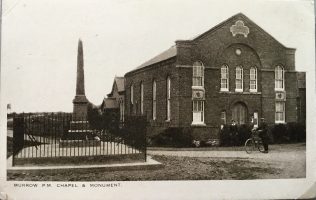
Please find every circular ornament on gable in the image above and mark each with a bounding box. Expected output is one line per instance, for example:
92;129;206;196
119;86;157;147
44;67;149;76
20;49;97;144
235;48;242;56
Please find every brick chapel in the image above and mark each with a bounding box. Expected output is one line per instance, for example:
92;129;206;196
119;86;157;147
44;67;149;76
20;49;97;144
105;13;305;140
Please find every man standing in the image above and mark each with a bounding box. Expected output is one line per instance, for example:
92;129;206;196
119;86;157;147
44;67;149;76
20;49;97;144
230;120;238;146
257;118;269;153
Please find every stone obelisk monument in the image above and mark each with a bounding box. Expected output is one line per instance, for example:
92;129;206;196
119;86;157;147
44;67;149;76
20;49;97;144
72;39;88;120
62;39;93;141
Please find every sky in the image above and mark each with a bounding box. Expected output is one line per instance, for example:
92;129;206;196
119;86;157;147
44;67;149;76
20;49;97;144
1;0;315;113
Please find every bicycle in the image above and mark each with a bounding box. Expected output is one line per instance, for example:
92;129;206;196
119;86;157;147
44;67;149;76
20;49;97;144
244;129;265;154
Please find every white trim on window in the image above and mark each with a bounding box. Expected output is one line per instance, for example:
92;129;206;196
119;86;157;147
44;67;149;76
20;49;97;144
253;112;258;128
166;77;171;121
152;80;157;120
250;67;257;92
235;66;243;92
275;101;285;123
192;61;204;87
220;65;229;91
140;82;144;115
275;65;284;91
192;100;205;125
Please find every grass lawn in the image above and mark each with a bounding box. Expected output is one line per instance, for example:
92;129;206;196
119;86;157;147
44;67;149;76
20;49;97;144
7;155;278;181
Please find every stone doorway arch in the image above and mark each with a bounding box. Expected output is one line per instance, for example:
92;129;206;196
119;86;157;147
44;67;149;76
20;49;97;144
232;102;248;124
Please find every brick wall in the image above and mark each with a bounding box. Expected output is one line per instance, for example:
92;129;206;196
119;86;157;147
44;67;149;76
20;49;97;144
125;58;179;136
124;13;301;140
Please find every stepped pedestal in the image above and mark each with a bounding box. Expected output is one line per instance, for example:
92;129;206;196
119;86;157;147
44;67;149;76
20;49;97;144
60;121;101;147
60;39;100;147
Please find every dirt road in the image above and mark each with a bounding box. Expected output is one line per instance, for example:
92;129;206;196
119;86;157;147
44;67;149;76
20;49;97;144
148;143;306;179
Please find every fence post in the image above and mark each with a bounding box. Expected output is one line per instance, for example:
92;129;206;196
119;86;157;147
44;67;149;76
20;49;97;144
144;119;147;162
12;116;24;166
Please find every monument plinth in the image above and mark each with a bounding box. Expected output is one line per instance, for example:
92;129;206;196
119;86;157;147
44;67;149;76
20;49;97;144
61;39;98;145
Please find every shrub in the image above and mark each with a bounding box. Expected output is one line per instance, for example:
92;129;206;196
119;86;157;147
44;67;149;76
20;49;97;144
119;115;147;149
219;124;252;146
270;122;305;144
150;127;193;147
269;123;287;143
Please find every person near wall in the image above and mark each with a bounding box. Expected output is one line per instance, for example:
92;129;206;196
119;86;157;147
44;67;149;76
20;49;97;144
257;118;269;153
230;120;238;146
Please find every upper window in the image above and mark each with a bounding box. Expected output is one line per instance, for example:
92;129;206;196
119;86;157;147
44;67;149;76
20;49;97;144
235;66;243;92
220;65;229;91
152;80;157;120
275;65;284;91
192;61;204;87
250;67;257;92
166;77;171;121
140;82;144;115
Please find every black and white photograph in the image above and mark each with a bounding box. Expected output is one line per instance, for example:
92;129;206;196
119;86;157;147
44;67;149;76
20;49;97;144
0;0;315;199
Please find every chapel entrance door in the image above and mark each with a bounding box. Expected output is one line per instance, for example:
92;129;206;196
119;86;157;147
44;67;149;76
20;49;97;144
232;102;248;124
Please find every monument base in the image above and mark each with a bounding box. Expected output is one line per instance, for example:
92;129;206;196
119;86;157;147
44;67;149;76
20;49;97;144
62;120;100;144
59;139;101;148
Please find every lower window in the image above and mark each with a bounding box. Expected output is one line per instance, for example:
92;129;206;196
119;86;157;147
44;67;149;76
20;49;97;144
253;112;258;128
192;100;204;124
275;101;285;123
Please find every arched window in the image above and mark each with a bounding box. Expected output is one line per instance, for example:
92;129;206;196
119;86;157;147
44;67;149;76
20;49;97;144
166;77;171;121
130;84;134;104
275;65;284;90
192;61;204;87
119;98;125;122
152;80;157;120
221;111;226;125
235;66;243;92
130;84;134;115
220;65;229;91
140;82;144;115
250;67;257;92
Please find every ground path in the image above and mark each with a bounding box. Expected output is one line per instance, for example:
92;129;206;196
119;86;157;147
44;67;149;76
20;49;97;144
148;143;306;179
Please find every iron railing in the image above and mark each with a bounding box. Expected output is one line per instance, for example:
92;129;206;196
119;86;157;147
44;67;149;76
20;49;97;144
12;113;147;166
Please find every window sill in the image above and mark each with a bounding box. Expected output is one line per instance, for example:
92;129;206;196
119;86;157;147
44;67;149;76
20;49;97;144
249;89;257;93
275;121;286;124
192;86;205;90
191;122;206;126
275;88;285;92
219;91;262;95
235;89;243;92
220;88;229;92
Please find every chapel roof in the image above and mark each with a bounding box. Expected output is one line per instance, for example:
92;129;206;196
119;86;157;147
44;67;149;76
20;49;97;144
128;12;292;74
134;45;177;71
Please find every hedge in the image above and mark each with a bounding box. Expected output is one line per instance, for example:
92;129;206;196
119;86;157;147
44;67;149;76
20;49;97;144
220;122;306;146
150;127;194;147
